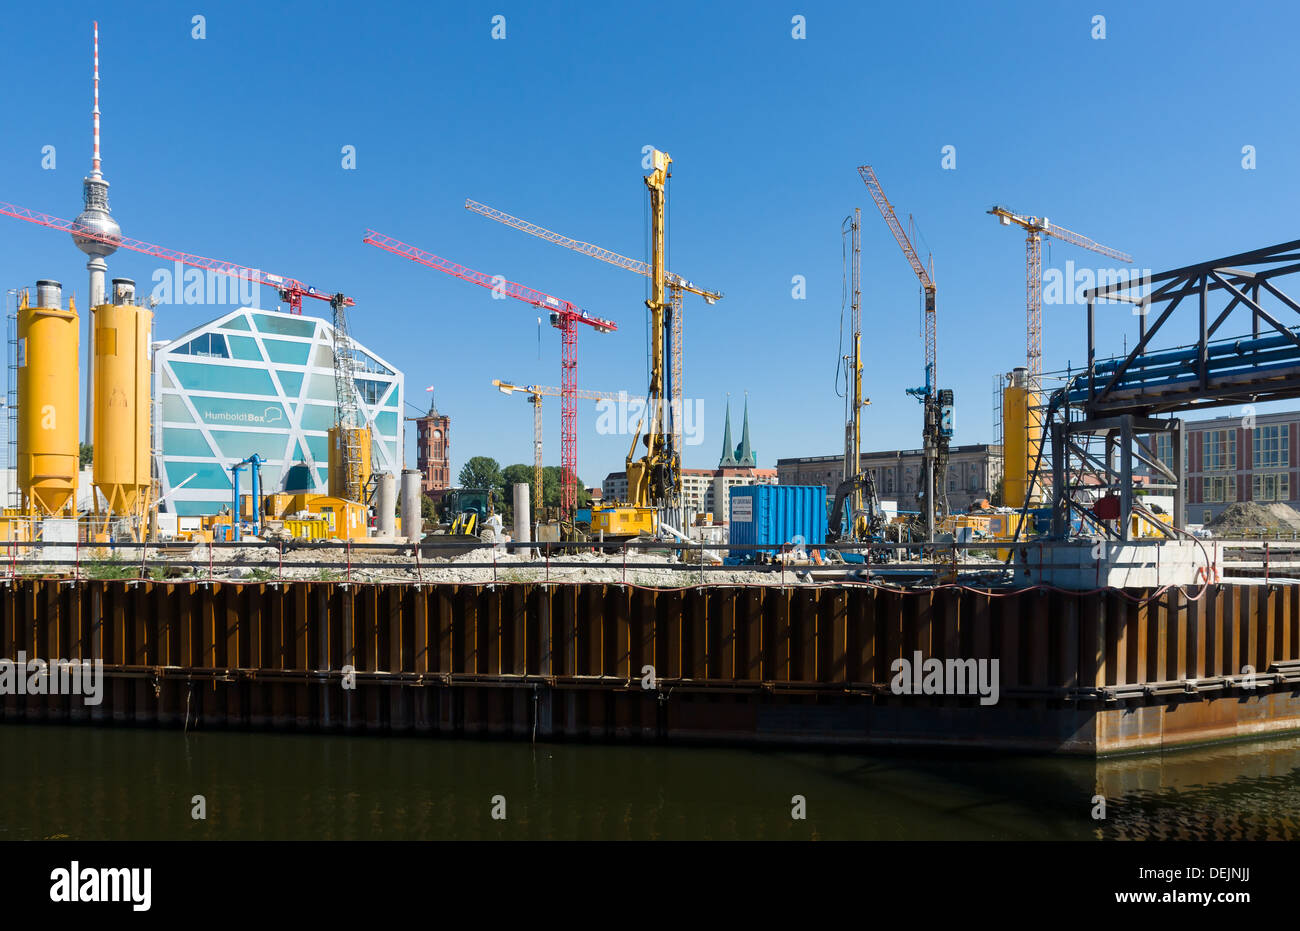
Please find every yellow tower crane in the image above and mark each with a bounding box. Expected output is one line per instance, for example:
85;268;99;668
988;206;1132;509
987;206;1133;391
492;379;629;523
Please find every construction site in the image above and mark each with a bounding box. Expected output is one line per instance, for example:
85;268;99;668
4;20;1300;760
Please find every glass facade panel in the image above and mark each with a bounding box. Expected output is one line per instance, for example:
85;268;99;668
299;404;336;432
264;338;311;366
251;313;316;338
208;430;293;462
276;370;304;397
162;428;212;458
161;395;193;423
155;308;403;516
171;360;277;397
226;334;263;361
305;372;335;402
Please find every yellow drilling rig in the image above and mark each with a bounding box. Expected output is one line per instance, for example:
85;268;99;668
591;148;678;538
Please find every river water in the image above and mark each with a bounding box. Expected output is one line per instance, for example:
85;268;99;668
3;724;1298;840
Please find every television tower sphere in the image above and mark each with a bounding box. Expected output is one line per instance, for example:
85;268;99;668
72;21;119;309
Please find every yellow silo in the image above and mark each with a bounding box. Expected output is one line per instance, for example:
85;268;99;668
1002;367;1042;510
327;424;372;501
92;279;153;520
17;281;80;517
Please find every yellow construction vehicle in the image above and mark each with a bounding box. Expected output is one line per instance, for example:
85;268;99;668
593;148;675;537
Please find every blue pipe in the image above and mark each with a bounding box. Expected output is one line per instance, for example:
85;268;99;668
1092;347;1300;389
1092;331;1300;376
1069;357;1300;403
228;454;265;541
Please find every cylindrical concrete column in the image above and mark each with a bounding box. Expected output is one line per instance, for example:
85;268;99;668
400;469;423;543
513;482;531;544
376;472;397;537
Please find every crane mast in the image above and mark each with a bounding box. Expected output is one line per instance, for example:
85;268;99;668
858;166;951;542
624;148;676;521
843;209;870;539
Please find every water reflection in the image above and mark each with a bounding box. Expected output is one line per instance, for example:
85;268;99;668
2;724;1297;840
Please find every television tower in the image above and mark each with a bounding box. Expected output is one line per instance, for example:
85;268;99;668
72;21;119;444
72;20;120;307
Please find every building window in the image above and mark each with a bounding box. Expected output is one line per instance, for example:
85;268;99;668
1253;424;1289;469
1202;475;1236;502
1202;430;1236;472
1253;472;1290;502
1153;434;1174;471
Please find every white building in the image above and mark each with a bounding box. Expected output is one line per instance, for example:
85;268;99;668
154;307;403;516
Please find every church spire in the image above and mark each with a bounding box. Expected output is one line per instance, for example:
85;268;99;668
719;395;738;467
736;394;756;467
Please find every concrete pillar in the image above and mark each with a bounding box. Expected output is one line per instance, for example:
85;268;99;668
400;469;422;543
376;472;396;537
1172;419;1185;530
513;482;531;544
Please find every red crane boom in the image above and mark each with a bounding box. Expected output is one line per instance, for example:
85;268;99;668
0;199;351;314
362;229;616;518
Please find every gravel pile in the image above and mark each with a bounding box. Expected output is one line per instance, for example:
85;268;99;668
1207;502;1300;533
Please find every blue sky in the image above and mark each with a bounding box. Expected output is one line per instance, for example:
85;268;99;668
1;0;1297;485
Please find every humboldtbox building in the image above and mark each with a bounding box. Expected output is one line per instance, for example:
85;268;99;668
153;307;403;516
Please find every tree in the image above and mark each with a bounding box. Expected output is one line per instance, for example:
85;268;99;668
79;443;92;468
539;466;591;509
500;463;534;525
458;457;503;501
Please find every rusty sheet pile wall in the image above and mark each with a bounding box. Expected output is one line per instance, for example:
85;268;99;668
3;580;1300;754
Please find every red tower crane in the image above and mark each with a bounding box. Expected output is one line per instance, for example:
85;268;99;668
0;199;367;498
0;199;351;315
362;230;616;518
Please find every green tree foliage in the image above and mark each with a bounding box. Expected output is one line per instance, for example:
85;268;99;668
481;463;593;527
458;456;503;493
79;443;93;468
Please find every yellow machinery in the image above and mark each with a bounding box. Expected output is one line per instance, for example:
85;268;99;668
17;282;79;517
595;148;675;535
590;506;656;537
1002;367;1040;510
327;425;372;501
842;209;872;539
210;492;365;541
92;279;153;530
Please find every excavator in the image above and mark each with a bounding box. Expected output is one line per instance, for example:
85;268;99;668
827;470;888;543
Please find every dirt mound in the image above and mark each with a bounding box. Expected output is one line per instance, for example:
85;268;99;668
1207;501;1300;532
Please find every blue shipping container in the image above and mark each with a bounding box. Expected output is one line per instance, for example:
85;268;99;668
729;485;827;556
